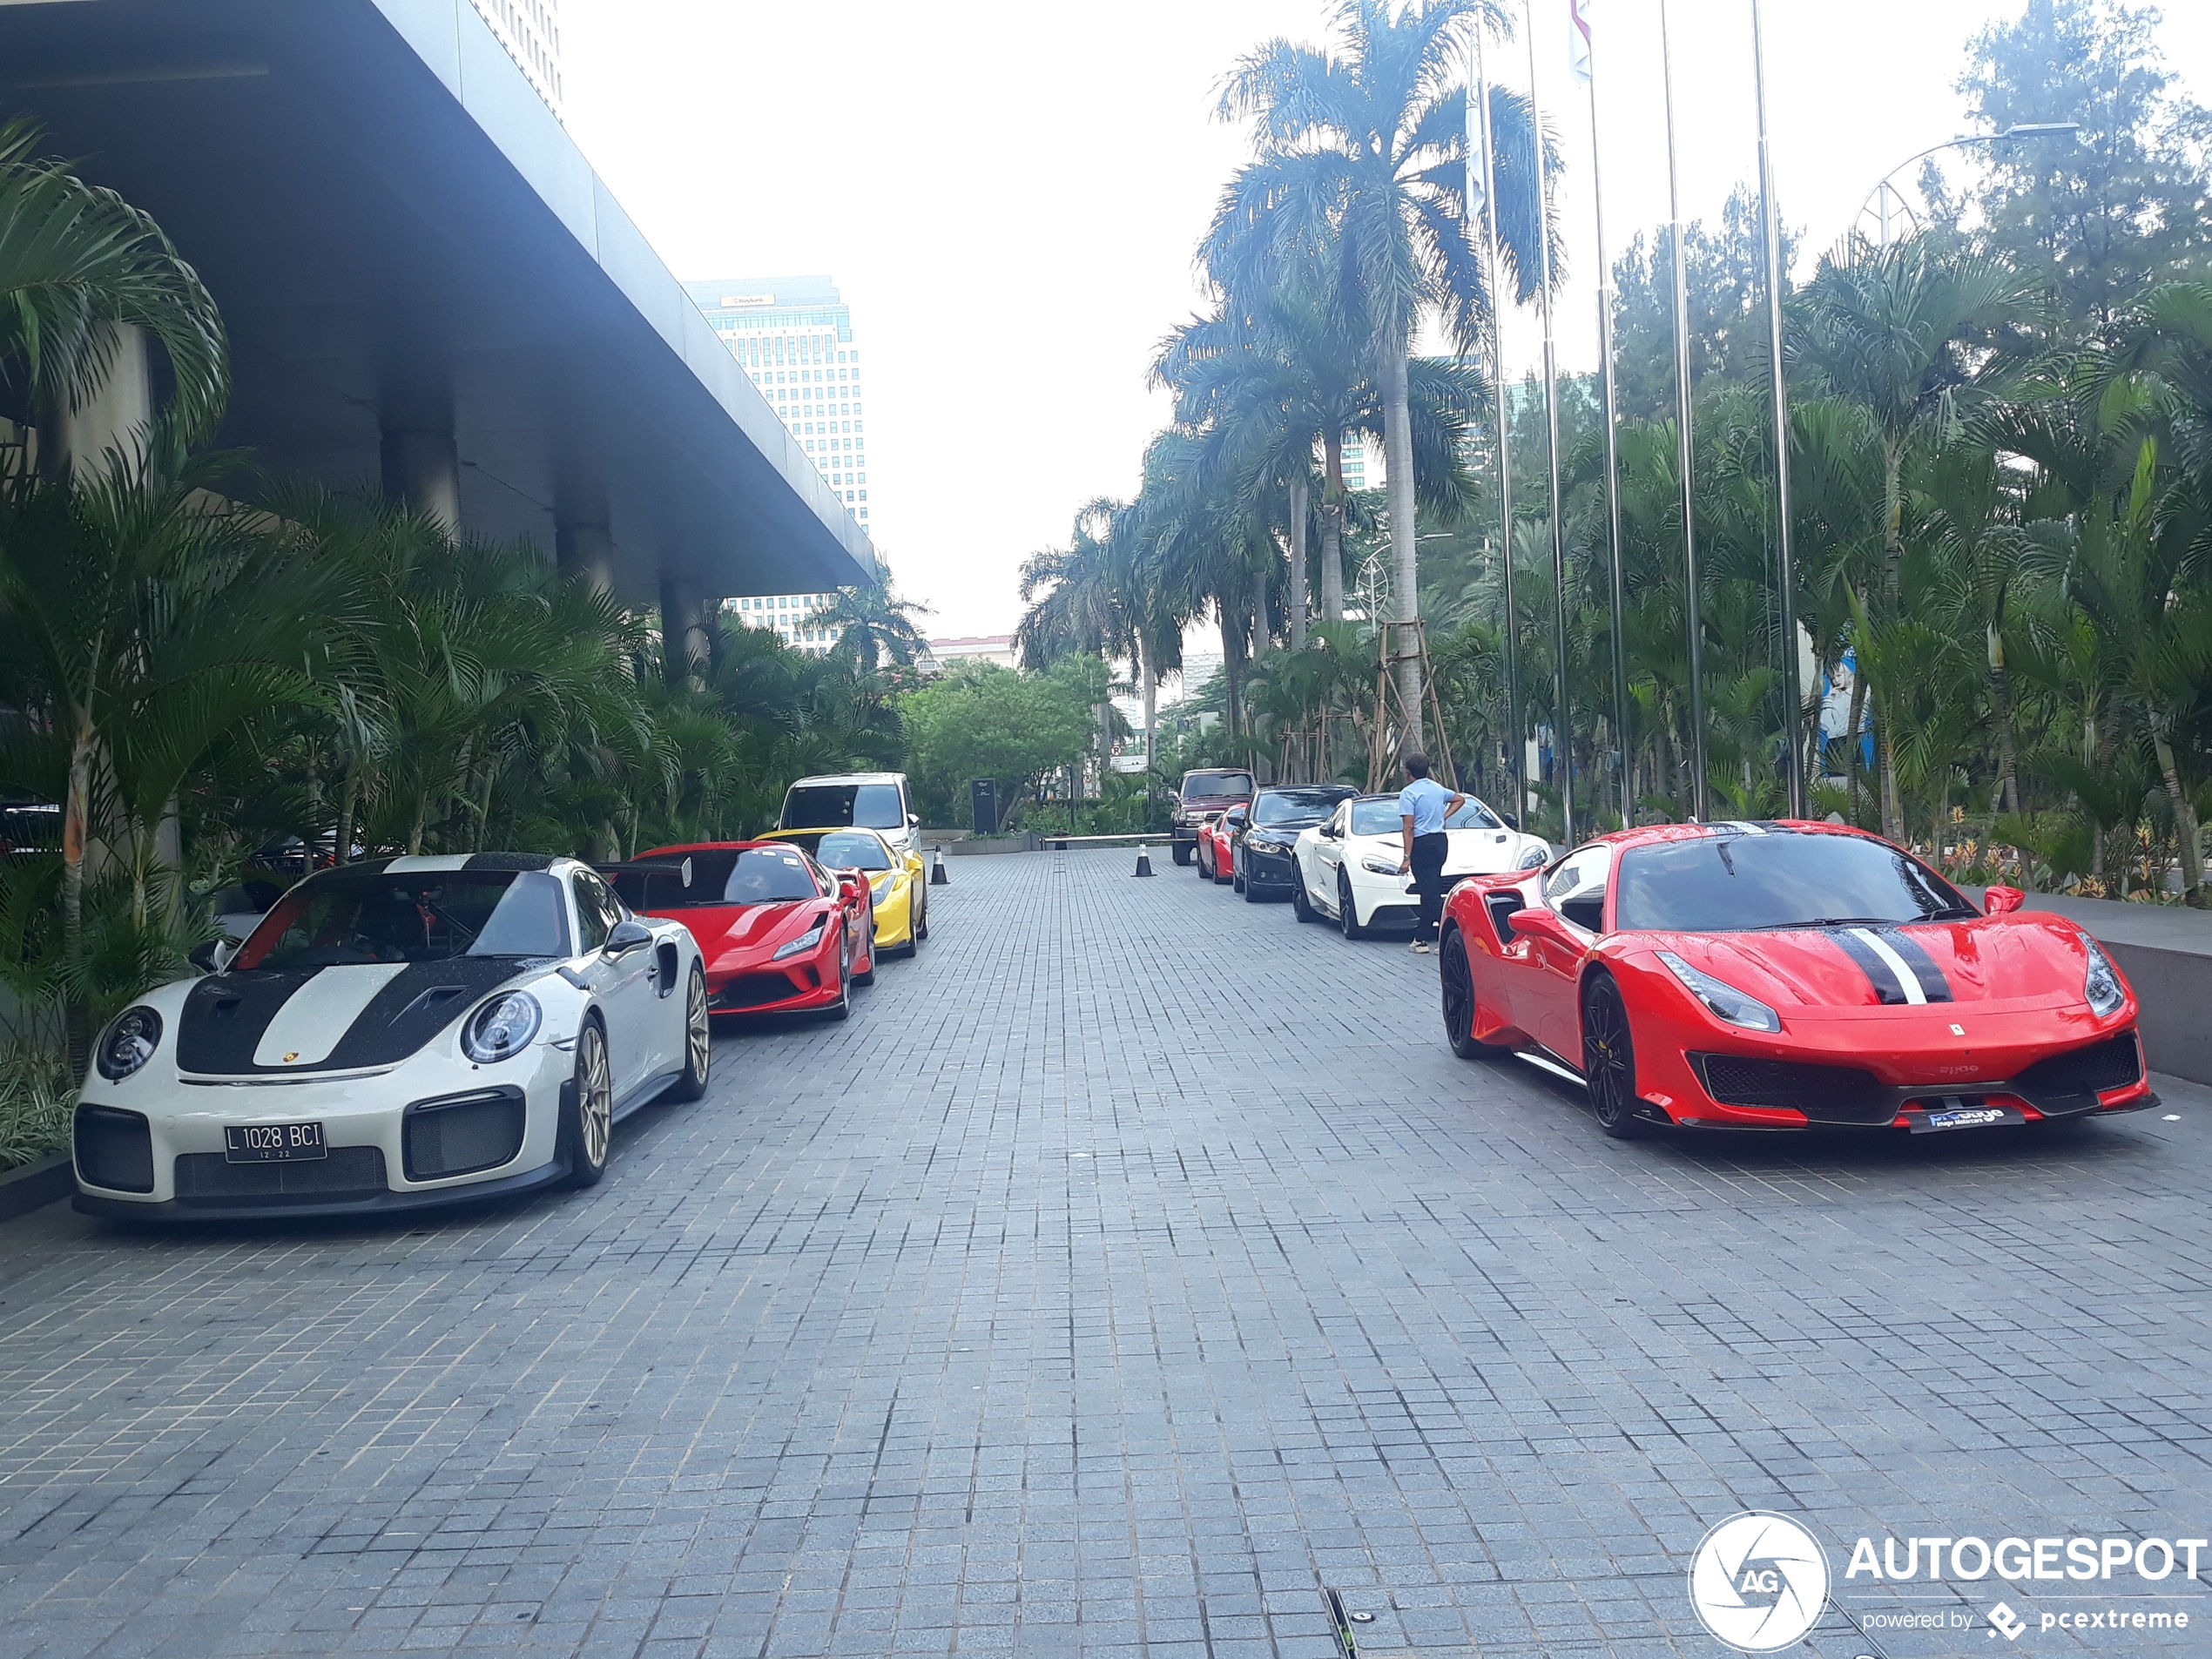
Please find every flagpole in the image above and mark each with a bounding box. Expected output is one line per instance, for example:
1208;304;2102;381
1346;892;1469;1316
1473;24;1522;823
1575;0;1631;830
1524;0;1575;849
1753;0;1806;820
1660;0;1708;822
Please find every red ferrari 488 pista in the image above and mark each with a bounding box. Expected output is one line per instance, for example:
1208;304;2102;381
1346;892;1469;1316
1437;821;2158;1139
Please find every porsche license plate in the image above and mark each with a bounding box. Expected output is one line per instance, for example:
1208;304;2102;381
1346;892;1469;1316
224;1121;327;1162
1911;1103;2026;1134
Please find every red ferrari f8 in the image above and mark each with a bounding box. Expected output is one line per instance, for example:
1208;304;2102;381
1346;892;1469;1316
1437;821;2158;1139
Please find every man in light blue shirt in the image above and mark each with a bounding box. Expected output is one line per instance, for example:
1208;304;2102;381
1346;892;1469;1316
1398;752;1466;954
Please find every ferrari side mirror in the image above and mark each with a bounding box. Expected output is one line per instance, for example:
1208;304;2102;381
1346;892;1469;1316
1983;885;2026;915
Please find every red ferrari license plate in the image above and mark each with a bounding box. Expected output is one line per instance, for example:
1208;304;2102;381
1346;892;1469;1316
224;1121;327;1162
1910;1103;2026;1134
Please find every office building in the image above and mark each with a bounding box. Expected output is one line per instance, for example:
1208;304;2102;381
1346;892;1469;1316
466;0;563;118
728;591;846;658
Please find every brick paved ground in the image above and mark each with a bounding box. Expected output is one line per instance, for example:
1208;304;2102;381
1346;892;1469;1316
3;846;2209;1658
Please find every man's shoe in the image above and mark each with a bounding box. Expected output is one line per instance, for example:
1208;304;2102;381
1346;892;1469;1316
1410;940;1430;954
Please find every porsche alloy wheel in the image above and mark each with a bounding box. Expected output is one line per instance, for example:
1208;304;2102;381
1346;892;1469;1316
1338;872;1366;940
1582;975;1648;1139
665;965;712;1103
563;1020;614;1186
1291;870;1318;922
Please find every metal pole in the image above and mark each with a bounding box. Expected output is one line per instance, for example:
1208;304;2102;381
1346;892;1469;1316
1474;24;1522;825
1525;0;1574;849
1753;0;1804;819
1584;21;1630;830
1660;0;1708;822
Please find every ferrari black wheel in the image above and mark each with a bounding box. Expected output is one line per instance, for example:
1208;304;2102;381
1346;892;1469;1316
826;939;853;1022
664;965;711;1103
1291;870;1317;922
560;1018;614;1187
1338;872;1366;941
1440;930;1505;1062
1582;974;1648;1139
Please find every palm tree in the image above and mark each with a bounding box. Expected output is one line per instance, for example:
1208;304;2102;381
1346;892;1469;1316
815;581;931;674
1795;233;2026;839
0;119;227;445
1210;0;1553;744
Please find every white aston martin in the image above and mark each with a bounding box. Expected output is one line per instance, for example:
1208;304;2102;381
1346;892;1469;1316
1290;792;1552;938
72;853;711;1221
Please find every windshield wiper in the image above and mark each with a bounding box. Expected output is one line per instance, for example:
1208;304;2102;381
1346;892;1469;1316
1921;905;1980;921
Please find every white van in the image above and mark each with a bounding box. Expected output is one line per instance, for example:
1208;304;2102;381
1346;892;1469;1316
779;772;918;861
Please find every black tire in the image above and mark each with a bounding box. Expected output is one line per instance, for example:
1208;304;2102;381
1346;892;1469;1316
1440;929;1507;1061
854;944;876;987
916;894;929;941
1232;862;1246;894
1338;871;1366;940
664;964;711;1103
559;1018;614;1187
1291;869;1318;922
1582;974;1649;1139
825;937;853;1022
1171;842;1193;867
1243;867;1265;902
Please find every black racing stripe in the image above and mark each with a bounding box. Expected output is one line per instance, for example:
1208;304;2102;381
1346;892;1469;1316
1878;929;1953;1003
1829;930;1910;1005
176;970;320;1074
323;957;533;1069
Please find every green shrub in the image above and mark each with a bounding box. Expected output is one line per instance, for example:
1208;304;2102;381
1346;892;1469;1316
0;1040;74;1171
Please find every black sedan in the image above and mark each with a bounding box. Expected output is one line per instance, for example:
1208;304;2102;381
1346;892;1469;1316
1232;786;1358;902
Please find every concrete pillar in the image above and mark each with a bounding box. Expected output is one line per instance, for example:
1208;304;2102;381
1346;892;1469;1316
660;577;713;690
53;321;153;480
556;521;616;595
380;426;461;529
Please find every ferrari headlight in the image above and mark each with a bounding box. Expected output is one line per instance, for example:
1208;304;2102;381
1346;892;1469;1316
96;1006;162;1082
1656;950;1782;1034
462;992;541;1063
870;874;893;900
1516;843;1551;870
2080;934;2125;1016
773;920;826;961
1360;855;1404;875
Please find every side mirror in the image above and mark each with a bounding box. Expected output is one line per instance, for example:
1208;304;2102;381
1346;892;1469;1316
605;918;653;955
1983;885;2026;916
189;939;235;973
1502;813;1521;831
907;813;919;827
840;873;868;904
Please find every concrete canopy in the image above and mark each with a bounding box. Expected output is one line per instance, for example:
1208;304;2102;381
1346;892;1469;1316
0;0;877;603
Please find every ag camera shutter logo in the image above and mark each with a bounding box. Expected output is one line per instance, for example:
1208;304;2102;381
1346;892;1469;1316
1689;1512;1832;1651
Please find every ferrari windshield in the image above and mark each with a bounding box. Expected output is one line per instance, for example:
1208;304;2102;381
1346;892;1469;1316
812;831;894;871
1613;833;1973;933
238;869;570;968
1251;790;1345;827
782;782;904;831
612;847;822;908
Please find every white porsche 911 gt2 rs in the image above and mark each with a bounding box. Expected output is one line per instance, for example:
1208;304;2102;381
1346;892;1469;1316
73;853;712;1221
1291;792;1552;937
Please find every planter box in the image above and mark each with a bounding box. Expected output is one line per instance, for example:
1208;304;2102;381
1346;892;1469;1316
0;1151;72;1226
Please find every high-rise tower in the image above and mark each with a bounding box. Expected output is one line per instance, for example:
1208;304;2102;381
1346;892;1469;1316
466;0;563;118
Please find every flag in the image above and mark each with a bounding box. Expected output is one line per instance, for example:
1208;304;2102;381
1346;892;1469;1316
1568;0;1594;86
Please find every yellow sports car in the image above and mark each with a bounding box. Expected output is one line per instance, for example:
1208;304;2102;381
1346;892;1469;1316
762;826;930;955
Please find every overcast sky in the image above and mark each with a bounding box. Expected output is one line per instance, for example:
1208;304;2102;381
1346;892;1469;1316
560;1;2211;639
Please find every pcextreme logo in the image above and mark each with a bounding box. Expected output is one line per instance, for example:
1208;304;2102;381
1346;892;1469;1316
1688;1512;1832;1652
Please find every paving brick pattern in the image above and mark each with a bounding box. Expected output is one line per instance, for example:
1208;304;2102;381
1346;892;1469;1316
2;846;2209;1657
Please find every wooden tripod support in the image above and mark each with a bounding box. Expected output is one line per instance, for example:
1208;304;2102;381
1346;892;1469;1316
1367;619;1455;792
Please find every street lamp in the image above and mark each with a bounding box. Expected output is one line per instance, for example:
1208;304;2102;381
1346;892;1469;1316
1859;122;2080;246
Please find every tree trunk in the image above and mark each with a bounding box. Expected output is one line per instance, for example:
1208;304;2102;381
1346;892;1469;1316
2152;725;2206;906
1320;430;1347;623
1137;634;1157;775
336;761;361;867
62;721;96;1076
1220;603;1246;739
1287;478;1309;653
1379;337;1422;746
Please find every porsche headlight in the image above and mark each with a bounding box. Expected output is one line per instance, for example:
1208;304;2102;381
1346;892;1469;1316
96;1006;163;1082
2080;934;2125;1017
1656;950;1782;1034
773;920;826;961
1361;855;1404;875
463;992;541;1063
1516;843;1551;870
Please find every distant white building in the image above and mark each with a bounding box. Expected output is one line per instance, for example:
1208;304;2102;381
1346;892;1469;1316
725;590;847;658
921;635;1018;672
466;0;563;118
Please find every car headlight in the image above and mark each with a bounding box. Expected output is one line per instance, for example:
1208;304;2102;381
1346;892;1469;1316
462;992;542;1063
773;920;826;961
1360;855;1404;875
2080;934;2125;1016
96;1006;163;1082
1517;844;1550;870
1656;949;1782;1034
870;874;893;900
